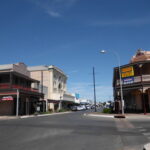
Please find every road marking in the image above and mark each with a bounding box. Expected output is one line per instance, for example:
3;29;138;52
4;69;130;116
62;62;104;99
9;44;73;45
139;129;147;132
136;126;143;129
20;112;72;119
143;133;150;136
115;119;134;131
85;113;114;118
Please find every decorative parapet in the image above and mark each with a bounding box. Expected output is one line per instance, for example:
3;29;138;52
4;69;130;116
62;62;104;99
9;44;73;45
130;49;150;63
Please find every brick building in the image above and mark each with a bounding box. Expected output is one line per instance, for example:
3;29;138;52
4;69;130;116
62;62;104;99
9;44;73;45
113;49;150;113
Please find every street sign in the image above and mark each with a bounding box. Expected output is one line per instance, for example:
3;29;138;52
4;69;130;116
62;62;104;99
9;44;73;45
122;77;134;85
1;96;13;101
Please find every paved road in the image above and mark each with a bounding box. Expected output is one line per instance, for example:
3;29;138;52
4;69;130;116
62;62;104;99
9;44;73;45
0;111;149;150
128;116;150;147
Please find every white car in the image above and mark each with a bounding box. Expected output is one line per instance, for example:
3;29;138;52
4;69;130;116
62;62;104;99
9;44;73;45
86;105;90;109
77;105;86;111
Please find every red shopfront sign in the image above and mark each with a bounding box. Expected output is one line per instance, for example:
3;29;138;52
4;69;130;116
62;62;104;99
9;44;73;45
1;96;14;101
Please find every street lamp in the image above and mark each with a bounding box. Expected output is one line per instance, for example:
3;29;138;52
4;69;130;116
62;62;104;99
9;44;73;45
139;64;146;114
100;50;124;115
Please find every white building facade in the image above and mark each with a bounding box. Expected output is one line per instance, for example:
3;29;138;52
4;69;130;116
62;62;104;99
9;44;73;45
28;65;75;111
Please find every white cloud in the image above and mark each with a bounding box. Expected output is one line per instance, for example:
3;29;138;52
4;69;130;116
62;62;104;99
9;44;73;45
31;0;78;17
68;82;113;102
90;17;150;27
68;70;79;74
46;10;61;17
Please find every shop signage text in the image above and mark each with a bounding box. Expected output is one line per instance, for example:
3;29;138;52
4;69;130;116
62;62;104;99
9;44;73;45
121;66;134;78
122;77;134;85
1;96;13;101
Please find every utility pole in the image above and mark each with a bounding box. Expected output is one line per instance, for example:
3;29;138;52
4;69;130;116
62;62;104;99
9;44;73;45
93;67;97;112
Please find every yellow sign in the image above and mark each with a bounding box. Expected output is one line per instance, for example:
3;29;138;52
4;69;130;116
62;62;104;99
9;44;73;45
121;66;134;78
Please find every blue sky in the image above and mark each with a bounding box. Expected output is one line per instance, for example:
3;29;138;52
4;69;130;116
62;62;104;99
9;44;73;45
0;0;150;102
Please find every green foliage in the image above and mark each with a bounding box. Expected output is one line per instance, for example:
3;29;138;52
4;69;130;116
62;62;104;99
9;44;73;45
58;108;69;112
40;111;52;114
103;108;112;114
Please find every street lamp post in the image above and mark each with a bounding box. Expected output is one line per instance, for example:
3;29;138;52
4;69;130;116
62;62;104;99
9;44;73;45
139;64;146;114
100;50;124;115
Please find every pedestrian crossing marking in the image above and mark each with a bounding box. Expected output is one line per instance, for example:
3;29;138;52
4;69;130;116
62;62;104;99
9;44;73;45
143;132;150;136
139;129;147;132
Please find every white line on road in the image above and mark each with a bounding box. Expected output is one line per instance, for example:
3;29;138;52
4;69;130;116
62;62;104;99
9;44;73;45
20;112;72;119
139;129;147;132
143;133;150;136
84;113;114;118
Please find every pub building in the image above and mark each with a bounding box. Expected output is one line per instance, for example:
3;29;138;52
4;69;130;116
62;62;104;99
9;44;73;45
113;49;150;113
0;63;43;115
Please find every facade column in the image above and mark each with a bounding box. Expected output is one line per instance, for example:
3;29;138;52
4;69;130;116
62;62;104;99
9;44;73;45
148;89;150;111
58;99;62;110
10;72;12;88
26;97;29;115
16;89;19;116
46;99;48;112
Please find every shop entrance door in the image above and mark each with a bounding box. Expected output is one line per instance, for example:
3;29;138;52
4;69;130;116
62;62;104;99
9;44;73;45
144;94;149;112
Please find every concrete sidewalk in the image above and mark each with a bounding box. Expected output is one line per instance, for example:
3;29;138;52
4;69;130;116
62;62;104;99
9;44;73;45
0;111;72;120
0;116;19;120
84;112;150;119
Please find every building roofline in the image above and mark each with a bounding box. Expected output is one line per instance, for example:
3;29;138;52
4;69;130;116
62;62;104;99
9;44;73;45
48;65;67;77
28;65;48;71
0;71;39;83
114;60;150;70
28;65;67;78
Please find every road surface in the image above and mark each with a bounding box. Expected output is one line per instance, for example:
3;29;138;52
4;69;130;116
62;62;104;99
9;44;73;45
0;111;149;150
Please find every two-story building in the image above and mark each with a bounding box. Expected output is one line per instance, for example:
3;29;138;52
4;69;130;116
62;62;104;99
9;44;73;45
0;63;43;115
113;49;150;113
28;65;75;111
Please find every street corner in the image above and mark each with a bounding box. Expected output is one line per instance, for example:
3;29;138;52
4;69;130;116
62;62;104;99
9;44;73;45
114;114;126;119
124;113;150;120
143;143;150;150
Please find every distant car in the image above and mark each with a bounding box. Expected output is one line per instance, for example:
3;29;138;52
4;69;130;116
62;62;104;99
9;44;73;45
104;104;111;109
91;105;99;109
71;106;77;111
77;105;86;111
91;105;96;109
85;105;90;109
81;105;86;110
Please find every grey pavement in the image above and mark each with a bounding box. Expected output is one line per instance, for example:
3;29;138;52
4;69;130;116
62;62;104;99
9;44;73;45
0;110;149;150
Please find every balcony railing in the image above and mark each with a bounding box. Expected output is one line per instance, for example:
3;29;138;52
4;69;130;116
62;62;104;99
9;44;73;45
116;74;150;86
0;83;39;92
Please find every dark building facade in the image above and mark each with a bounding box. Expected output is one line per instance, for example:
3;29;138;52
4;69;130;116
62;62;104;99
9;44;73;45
113;49;150;113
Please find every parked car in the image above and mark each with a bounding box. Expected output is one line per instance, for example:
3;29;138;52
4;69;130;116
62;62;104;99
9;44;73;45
81;105;86;110
104;104;111;109
91;104;99;109
71;106;77;111
85;105;91;109
77;105;86;111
